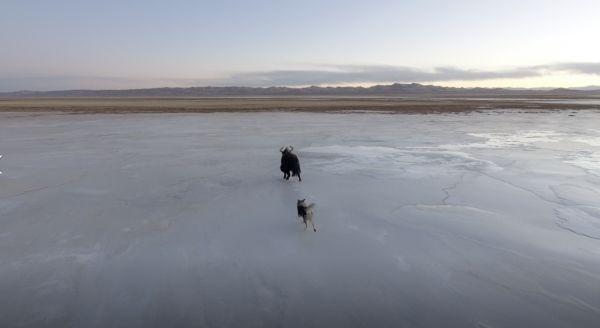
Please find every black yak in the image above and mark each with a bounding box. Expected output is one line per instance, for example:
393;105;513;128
280;146;301;181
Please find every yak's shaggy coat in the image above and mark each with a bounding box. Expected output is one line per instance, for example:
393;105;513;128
280;146;301;181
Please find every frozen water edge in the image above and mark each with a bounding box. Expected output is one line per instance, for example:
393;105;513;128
1;111;600;327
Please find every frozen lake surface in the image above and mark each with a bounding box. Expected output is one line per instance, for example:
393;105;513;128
1;110;600;327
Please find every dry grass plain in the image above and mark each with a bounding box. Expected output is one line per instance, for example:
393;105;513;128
1;97;599;113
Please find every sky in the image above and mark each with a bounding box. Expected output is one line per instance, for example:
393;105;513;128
1;0;599;91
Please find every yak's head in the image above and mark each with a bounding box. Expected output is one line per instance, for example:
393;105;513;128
297;198;307;207
280;146;294;154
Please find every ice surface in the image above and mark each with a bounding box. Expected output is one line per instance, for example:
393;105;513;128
555;207;600;240
2;110;600;327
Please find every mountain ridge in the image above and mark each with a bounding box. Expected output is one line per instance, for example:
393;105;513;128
2;83;600;98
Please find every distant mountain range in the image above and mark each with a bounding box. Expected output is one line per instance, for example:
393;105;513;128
2;83;600;98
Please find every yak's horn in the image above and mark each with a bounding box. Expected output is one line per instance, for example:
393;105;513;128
289;146;294;151
280;147;285;152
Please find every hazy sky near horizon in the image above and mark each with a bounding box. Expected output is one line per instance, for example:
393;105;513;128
1;0;600;91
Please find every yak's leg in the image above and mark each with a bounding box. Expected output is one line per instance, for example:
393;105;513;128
311;220;316;232
297;173;302;181
304;220;308;231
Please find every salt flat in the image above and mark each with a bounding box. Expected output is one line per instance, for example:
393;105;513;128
1;110;600;327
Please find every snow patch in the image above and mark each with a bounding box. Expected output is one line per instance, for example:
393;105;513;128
564;152;600;176
574;137;600;147
441;130;561;149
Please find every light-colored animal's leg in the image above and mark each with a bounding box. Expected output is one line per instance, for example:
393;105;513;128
311;220;317;232
304;220;308;231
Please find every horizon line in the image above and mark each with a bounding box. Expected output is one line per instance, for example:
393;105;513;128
3;82;600;94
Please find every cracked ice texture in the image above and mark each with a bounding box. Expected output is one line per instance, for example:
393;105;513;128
1;110;600;327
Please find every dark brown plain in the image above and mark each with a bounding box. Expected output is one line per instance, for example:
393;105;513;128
0;97;599;114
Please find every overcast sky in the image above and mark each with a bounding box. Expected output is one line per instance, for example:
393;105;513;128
1;0;599;91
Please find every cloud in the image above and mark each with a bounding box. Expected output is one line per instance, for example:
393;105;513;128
221;62;600;87
1;62;599;91
543;62;600;75
222;65;544;87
